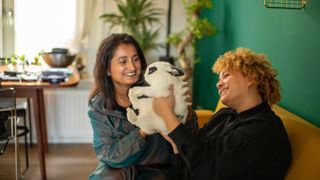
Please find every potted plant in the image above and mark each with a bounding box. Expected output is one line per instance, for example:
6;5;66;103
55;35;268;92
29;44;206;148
168;0;216;81
4;54;27;72
99;0;164;52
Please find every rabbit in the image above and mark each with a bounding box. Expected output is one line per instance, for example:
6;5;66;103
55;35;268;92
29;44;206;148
127;61;189;134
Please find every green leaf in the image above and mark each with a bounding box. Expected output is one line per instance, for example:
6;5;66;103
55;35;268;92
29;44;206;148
10;56;17;65
99;0;163;51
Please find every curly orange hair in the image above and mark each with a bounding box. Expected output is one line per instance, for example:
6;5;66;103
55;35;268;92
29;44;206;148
212;47;280;105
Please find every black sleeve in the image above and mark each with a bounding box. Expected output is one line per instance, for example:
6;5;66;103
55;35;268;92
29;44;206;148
169;111;283;179
183;109;199;135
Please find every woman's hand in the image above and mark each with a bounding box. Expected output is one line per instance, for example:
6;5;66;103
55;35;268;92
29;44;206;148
153;85;181;132
153;85;176;119
139;129;147;139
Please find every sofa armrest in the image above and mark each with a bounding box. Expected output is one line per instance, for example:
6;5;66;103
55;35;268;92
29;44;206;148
272;105;320;180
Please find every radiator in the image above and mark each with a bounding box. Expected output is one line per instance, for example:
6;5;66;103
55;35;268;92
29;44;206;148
40;80;93;143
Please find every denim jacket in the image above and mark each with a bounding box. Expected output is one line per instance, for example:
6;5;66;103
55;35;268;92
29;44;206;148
88;93;174;168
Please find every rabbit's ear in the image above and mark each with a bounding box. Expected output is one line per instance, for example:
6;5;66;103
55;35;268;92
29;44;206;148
168;66;184;76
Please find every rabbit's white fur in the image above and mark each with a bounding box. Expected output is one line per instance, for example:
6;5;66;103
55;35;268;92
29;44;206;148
127;61;189;134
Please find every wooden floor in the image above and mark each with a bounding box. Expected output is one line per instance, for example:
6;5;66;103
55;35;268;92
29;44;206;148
0;143;97;180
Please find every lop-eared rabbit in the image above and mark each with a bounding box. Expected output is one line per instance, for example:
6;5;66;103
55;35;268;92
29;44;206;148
127;61;189;134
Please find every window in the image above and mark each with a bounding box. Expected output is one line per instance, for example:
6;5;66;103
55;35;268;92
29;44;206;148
15;0;76;60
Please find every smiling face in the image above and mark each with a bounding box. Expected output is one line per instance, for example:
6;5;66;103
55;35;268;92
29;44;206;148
108;43;142;90
216;69;253;110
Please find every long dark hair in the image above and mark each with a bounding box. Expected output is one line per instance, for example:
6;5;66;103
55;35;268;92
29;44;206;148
89;33;147;110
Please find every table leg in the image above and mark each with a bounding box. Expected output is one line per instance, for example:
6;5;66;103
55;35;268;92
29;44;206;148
15;89;47;180
37;89;49;153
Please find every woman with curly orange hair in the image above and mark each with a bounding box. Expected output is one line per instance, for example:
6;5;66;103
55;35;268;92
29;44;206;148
153;48;292;179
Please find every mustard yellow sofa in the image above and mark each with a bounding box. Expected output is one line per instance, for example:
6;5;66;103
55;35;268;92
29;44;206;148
195;100;320;180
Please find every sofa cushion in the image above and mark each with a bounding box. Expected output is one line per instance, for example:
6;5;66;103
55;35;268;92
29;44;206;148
195;110;214;128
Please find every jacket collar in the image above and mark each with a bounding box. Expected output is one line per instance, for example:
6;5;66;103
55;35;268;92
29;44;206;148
89;92;126;119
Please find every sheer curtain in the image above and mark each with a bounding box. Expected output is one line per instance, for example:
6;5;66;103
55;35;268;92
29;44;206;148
70;0;107;78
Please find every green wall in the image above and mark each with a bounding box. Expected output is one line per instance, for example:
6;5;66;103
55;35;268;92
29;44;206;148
193;0;320;127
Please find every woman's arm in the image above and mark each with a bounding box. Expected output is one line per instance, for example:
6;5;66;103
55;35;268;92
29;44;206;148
89;110;148;168
154;98;288;179
89;110;172;168
184;109;200;135
153;85;200;155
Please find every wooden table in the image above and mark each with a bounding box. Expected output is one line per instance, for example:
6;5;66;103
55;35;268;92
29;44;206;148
0;65;80;180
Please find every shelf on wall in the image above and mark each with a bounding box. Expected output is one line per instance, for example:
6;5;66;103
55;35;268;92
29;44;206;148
264;0;306;9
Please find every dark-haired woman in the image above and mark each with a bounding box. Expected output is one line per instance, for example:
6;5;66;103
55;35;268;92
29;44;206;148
88;33;198;180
